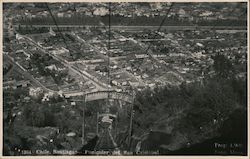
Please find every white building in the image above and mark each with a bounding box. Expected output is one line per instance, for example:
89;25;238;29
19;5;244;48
29;87;43;98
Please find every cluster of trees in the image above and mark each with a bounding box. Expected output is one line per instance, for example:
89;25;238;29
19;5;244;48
3;91;82;155
3;87;65;129
17;26;49;35
64;33;75;42
133;30;163;39
133;53;246;140
20;99;105;135
3;87;29;127
16;12;246;27
3;87;31;155
43;33;75;45
30;54;67;85
100;15;194;26
17;14;194;26
17;15;101;26
197;19;247;26
3;64;13;76
22;102;56;127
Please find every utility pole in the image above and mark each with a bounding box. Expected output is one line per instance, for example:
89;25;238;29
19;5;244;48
96;112;99;135
70;97;86;145
128;91;135;150
106;2;111;111
82;95;86;145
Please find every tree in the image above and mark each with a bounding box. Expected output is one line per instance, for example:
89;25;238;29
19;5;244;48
212;53;234;78
22;103;56;127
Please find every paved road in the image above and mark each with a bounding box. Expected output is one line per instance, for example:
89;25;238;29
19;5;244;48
71;32;145;88
22;35;108;91
13;24;247;31
91;38;230;43
4;54;57;93
73;31;147;87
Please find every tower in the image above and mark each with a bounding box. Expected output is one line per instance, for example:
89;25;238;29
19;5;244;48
94;113;118;151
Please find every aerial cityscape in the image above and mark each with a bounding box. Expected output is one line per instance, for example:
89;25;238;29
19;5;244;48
3;2;248;156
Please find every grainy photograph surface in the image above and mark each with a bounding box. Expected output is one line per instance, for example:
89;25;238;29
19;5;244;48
2;1;248;156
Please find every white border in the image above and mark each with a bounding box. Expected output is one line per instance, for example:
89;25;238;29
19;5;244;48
0;1;249;159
